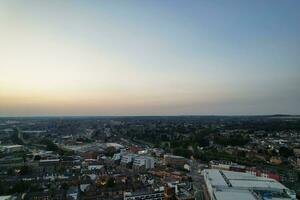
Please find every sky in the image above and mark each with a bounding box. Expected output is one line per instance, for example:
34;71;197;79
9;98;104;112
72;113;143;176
0;0;300;116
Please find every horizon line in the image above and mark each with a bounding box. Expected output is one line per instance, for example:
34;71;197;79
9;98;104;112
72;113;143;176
0;114;299;118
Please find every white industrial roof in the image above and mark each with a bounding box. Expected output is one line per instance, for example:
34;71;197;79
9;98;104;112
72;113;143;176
3;145;23;148
88;165;103;170
214;189;256;200
205;169;228;187
229;179;285;190
222;170;286;190
205;169;287;190
222;170;257;180
203;169;293;200
0;196;15;200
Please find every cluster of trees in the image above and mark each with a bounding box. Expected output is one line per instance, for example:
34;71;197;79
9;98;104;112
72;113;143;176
279;146;294;157
104;146;118;157
76;137;92;143
193;149;266;166
224;117;300;131
10;129;23;145
214;134;250;146
0;180;35;195
40;139;59;152
39;139;73;156
172;148;193;158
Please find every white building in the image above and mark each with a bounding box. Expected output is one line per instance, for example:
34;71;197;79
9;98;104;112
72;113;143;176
0;195;17;200
209;160;232;170
105;142;123;149
2;145;23;153
120;154;137;164
88;165;104;171
112;153;123;161
183;164;191;171
133;156;154;170
124;187;164;200
203;169;296;200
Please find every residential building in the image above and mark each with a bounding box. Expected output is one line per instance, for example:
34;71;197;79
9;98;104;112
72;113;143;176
124;187;164;200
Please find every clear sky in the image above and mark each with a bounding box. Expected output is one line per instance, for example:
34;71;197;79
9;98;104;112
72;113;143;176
0;0;300;116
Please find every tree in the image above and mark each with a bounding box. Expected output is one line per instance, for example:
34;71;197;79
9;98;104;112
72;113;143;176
34;155;41;161
0;181;6;195
40;139;59;152
105;147;117;157
10;129;23;145
106;177;115;188
214;134;250;146
10;181;30;193
173;148;193;158
279;147;294;157
19;166;29;175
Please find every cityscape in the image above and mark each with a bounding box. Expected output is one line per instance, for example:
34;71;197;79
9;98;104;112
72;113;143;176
1;1;300;200
0;116;300;199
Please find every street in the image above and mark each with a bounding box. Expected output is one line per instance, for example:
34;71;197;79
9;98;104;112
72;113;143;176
188;160;207;200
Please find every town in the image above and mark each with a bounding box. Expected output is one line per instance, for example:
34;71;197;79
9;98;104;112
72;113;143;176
0;116;299;200
2;0;300;199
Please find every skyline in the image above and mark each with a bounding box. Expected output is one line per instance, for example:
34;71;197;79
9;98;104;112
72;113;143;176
1;1;300;116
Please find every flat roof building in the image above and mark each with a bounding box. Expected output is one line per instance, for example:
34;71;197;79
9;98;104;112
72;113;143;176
133;156;154;170
1;145;23;153
164;154;187;168
124;187;164;200
120;154;137;164
203;169;296;200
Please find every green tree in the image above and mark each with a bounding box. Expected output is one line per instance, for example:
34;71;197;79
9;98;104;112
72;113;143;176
279;147;294;157
10;181;30;193
173;148;193;158
105;147;117;157
106;177;115;188
40;139;59;152
19;166;30;175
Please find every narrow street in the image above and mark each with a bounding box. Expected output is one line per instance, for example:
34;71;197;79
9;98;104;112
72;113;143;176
188;160;206;200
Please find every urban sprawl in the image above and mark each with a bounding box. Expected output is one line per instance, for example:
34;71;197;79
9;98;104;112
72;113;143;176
0;116;300;200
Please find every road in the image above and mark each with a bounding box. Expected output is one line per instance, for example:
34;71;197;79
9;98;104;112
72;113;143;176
188;160;206;200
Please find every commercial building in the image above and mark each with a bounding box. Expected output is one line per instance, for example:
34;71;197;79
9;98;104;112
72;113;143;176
246;167;280;181
1;145;24;153
39;159;60;173
113;152;155;170
209;160;246;172
120;153;138;168
209;160;281;181
133;156;154;170
164;155;187;168
203;169;296;200
120;154;137;164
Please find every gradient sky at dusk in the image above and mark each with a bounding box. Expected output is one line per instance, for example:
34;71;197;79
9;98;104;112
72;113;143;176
0;0;300;116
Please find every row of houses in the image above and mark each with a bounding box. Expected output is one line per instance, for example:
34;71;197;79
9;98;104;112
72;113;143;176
209;160;299;182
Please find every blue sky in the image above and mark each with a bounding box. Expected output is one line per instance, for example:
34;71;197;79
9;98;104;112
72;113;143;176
0;0;299;116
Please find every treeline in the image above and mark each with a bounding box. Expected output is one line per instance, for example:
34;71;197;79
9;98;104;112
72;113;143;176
214;134;250;146
39;139;73;156
224;118;300;131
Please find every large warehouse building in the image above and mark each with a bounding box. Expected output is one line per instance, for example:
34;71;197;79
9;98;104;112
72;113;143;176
203;169;296;200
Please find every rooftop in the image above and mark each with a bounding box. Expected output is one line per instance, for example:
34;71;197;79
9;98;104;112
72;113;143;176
2;145;23;148
203;169;295;200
